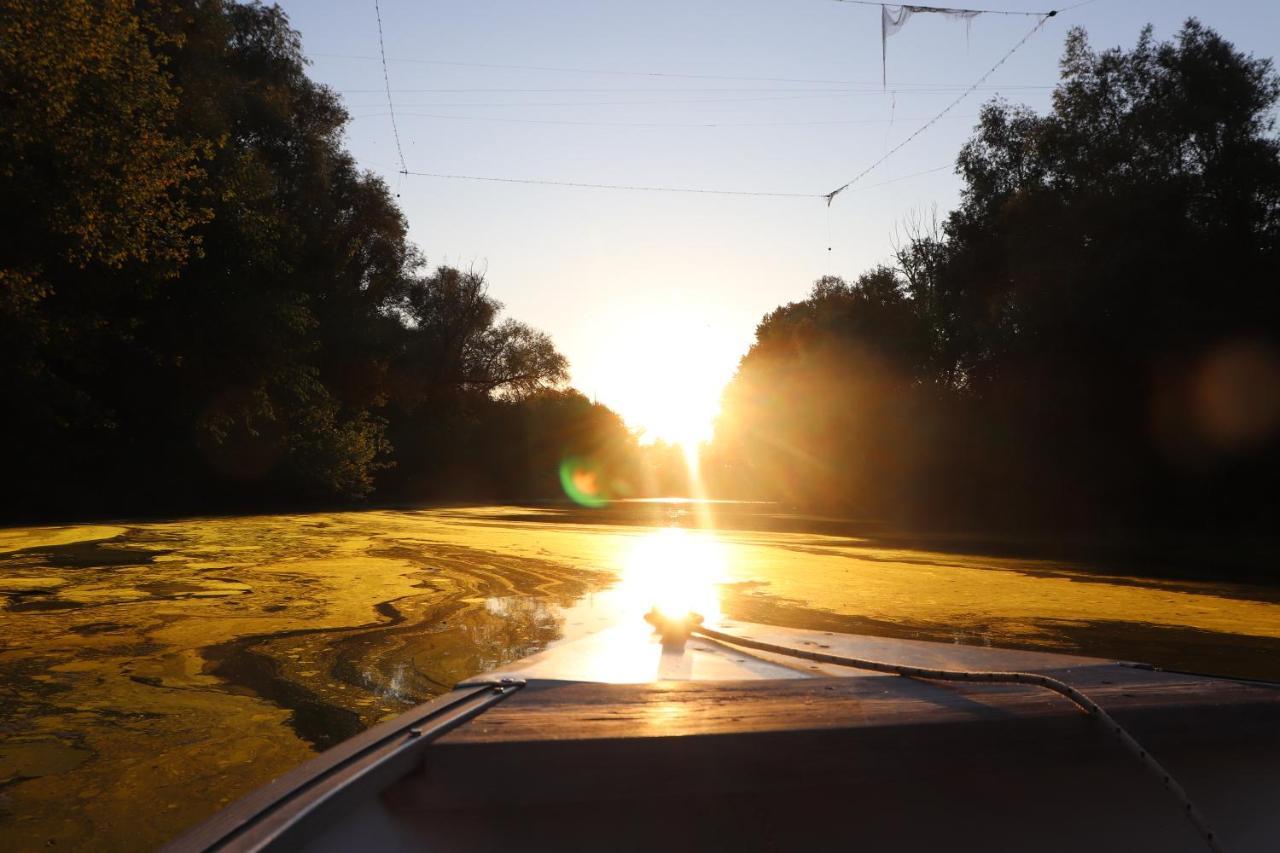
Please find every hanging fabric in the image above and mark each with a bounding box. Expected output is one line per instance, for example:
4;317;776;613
882;5;983;88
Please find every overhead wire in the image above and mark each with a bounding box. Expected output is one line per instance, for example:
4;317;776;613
372;0;407;172
315;52;875;86
340;94;885;109
316;52;1052;90
825;11;1054;205
395;170;826;199
338;84;1052;94
828;0;1051;13
350;111;980;129
859;162;952;189
396;163;951;199
380;2;1091;207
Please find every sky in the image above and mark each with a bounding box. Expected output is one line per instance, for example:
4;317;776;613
275;0;1279;444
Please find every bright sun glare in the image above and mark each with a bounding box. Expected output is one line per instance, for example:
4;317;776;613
633;383;720;452
594;314;731;454
618;528;727;624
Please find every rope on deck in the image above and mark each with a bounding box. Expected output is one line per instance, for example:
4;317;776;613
693;624;1226;853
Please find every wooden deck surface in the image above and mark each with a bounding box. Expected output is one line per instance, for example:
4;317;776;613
170;622;1280;853
445;665;1280;742
373;669;1280;852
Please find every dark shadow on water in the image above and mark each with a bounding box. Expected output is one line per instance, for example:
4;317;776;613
204;629;369;752
3;534;171;570
68;621;126;635
201;600;423;750
6;598;87;612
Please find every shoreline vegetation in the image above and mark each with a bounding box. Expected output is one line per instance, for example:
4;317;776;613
3;4;1279;575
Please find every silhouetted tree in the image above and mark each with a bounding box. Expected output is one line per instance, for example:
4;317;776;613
716;268;932;515
1;0;211;504
714;21;1280;533
380;267;574;501
0;1;621;518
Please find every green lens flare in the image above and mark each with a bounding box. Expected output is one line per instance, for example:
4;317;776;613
559;456;608;508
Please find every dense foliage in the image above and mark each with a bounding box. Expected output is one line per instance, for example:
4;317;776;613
6;6;1278;534
0;1;617;517
712;22;1280;532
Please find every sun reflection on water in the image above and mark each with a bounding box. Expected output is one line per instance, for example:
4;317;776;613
616;527;728;624
506;525;733;683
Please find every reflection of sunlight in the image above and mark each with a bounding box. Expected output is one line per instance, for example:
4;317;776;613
506;527;733;683
617;528;727;624
641;700;691;732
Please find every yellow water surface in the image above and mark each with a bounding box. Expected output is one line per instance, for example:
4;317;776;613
1;505;1277;850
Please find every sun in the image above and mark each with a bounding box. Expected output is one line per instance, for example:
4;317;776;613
633;381;719;453
574;303;736;458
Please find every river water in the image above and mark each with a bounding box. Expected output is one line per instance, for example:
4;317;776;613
1;504;1278;850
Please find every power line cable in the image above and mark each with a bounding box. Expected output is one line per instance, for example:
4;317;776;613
342;93;881;109
326;0;1097;94
396;163;951;199
372;0;407;172
315;52;877;86
825;11;1053;205
394;171;824;201
338;84;1052;95
315;53;1049;89
859;163;952;189
319;0;1099;89
378;2;1091;207
344;94;899;110
829;0;1051;13
352;111;980;129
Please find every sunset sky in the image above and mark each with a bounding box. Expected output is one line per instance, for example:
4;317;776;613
275;0;1279;444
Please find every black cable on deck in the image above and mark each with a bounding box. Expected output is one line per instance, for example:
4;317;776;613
693;625;1226;853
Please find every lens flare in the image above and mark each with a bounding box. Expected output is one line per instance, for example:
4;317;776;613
1193;339;1280;451
559;456;609;508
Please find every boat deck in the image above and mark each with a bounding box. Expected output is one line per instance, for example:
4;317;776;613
444;663;1279;744
168;622;1280;853
362;666;1280;852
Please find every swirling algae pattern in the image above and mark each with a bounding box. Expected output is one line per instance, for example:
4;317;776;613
1;507;1278;850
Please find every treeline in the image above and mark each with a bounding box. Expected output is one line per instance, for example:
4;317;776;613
6;5;1279;535
708;22;1280;533
1;0;648;518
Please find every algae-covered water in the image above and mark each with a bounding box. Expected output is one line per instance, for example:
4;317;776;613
2;505;1279;850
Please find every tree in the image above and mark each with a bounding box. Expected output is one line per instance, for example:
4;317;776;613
380;267;572;501
1;0;210;495
393;267;568;406
144;0;415;500
0;2;587;517
714;21;1280;533
930;20;1280;528
715;268;931;514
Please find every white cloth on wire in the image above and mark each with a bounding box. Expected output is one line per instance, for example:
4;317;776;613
882;5;982;87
